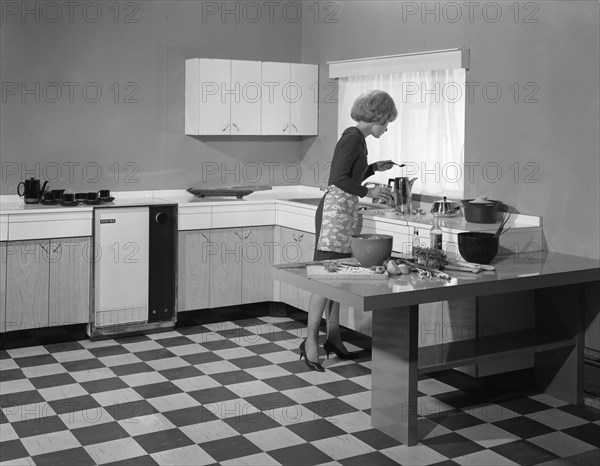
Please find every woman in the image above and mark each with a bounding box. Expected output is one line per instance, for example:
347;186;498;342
300;90;398;371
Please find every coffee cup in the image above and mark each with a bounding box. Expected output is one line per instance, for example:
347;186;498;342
87;192;98;201
43;191;55;202
75;192;87;202
99;189;110;199
62;193;75;203
51;189;65;200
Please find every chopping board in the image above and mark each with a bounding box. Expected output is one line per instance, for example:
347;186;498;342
306;265;389;280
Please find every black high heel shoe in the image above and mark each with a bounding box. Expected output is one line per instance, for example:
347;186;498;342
299;339;325;372
324;340;358;360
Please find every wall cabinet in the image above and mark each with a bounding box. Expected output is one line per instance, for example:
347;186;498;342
3;237;90;332
185;58;318;136
185;58;262;135
261;62;318;135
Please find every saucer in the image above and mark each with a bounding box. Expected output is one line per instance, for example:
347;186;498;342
84;199;102;205
100;196;115;202
60;200;78;207
40;199;59;205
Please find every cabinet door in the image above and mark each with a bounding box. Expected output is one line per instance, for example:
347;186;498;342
278;226;302;308
297;231;315;311
261;62;291;135
231;60;261;135
198;58;231;135
49;237;91;326
209;228;242;308
0;242;6;333
178;230;211;311
241;226;274;304
290;64;318;136
5;240;49;331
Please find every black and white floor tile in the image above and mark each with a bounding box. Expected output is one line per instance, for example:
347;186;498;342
1;315;599;465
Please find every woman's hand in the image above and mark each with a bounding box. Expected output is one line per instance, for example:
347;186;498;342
367;186;393;203
373;160;396;172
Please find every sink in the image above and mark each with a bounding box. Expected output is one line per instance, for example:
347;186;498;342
288;198;382;211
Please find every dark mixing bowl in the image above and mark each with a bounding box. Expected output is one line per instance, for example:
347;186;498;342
350;234;393;267
457;232;499;264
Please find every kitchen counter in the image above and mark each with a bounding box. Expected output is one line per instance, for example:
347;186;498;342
272;252;600;445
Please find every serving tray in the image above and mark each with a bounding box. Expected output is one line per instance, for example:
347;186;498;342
187;185;272;199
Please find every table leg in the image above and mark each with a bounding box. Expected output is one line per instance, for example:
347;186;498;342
535;284;584;404
371;304;419;445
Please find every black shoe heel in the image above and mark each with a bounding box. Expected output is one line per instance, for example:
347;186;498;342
299;339;325;372
323;340;358;360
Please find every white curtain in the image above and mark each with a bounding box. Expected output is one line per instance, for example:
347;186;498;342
338;69;465;198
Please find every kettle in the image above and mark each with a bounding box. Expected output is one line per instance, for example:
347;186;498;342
430;196;461;217
388;177;417;213
17;177;49;204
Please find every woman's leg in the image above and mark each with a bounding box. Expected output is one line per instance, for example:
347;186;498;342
324;300;343;344
305;293;327;362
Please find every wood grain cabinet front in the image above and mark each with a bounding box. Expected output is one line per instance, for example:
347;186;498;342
178;229;211;311
3;237;91;332
1;242;7;333
276;226;315;311
49;237;91;326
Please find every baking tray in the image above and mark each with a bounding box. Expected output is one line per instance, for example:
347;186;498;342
187;185;272;199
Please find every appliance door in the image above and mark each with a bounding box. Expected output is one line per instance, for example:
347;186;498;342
94;207;149;327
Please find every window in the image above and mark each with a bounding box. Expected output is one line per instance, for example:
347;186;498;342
330;49;468;198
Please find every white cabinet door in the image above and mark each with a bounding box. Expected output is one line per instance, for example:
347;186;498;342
261;62;291;135
231;60;261;135
198;58;231;135
291;63;318;136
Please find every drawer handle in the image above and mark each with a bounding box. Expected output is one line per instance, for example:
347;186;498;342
222;123;230;132
282;123;290;132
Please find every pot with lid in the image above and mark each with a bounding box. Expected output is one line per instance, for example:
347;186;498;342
430;196;461;217
462;196;503;223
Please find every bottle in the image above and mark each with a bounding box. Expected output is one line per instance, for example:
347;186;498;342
430;216;442;250
412;227;420;258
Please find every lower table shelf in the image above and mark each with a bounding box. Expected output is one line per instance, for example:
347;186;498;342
418;328;575;375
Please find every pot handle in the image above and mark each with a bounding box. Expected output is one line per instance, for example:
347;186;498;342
17;182;25;197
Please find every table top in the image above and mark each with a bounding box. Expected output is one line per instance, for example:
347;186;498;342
272;252;600;311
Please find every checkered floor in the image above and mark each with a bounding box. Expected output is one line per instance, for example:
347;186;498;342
1;314;599;466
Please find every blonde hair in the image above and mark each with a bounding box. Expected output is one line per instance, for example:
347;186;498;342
351;90;398;124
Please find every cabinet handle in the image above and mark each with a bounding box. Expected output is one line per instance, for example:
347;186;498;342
244;230;251;240
297;233;304;242
39;242;49;255
291;124;298;132
234;231;242;240
282;123;290;133
232;123;239;132
53;243;62;254
201;232;208;240
222;123;230;132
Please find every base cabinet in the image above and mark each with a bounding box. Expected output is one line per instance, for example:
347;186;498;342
3;237;90;332
178;226;275;311
49;237;91;326
277;226;314;311
0;242;6;332
178;230;211;311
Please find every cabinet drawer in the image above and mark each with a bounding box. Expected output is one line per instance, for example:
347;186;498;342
0;214;7;241
178;206;212;231
277;205;315;233
212;204;275;228
8;212;92;240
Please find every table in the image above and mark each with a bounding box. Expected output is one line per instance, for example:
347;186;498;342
272;252;600;445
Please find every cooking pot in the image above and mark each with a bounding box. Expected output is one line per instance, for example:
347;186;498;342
462;196;503;223
430;196;461;217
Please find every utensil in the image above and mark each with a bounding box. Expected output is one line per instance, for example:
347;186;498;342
388;176;417;214
430;196;461;217
17;177;49;204
462;198;503;223
494;209;512;237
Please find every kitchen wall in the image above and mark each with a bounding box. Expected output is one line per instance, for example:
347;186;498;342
1;1;598;261
0;1;304;193
300;0;599;260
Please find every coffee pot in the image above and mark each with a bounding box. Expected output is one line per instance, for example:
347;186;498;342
17;177;49;204
388;177;417;213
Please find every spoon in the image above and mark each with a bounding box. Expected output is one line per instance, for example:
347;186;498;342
494;209;512;237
